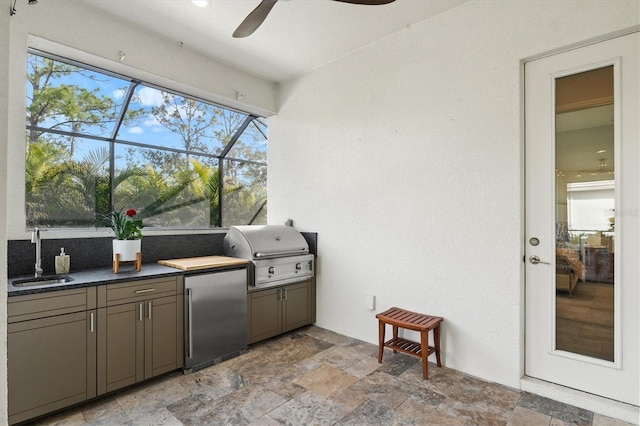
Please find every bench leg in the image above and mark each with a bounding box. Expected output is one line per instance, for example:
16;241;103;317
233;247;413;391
392;325;398;353
378;320;385;363
434;324;442;367
419;329;428;379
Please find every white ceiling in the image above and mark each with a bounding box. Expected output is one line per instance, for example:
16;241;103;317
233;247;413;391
556;104;613;133
80;0;466;83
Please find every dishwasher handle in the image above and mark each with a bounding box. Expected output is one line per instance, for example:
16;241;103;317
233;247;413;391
187;288;193;359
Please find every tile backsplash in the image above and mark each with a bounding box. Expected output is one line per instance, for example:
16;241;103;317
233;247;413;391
7;234;225;278
8;231;317;278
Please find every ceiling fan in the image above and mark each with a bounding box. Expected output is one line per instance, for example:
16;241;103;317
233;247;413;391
233;0;396;38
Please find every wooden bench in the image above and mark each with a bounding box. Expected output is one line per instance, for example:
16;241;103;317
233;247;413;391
376;307;443;379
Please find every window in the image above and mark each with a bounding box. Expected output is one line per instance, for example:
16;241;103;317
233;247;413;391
25;50;267;229
567;180;614;231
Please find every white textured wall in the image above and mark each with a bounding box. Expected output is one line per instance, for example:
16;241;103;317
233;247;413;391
269;0;639;389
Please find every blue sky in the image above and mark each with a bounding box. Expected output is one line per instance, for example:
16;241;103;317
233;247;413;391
27;53;267;163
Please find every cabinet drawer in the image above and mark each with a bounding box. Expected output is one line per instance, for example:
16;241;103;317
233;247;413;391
106;277;178;306
8;288;90;323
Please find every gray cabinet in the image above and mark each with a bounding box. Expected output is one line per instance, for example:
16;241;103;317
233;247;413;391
7;275;184;424
248;279;313;344
248;287;281;343
7;288;97;425
283;280;313;332
97;276;183;395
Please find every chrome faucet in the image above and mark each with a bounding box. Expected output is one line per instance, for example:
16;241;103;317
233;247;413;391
31;227;46;277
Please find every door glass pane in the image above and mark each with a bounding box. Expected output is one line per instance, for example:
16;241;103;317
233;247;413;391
555;66;614;361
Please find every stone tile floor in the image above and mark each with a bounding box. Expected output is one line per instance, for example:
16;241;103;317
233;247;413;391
34;326;632;426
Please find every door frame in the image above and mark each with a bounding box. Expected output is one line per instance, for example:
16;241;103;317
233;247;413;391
519;27;640;423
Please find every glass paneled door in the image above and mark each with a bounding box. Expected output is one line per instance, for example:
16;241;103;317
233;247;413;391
555;66;615;361
524;33;638;405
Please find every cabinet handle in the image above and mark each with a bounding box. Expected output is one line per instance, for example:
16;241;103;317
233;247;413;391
90;312;94;333
284;288;288;301
187;289;193;359
148;301;152;320
139;302;143;321
135;288;155;294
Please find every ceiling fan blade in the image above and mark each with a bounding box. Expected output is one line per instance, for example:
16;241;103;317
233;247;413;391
332;0;396;4
233;0;279;38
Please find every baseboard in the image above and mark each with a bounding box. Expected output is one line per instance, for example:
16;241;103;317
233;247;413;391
520;376;639;424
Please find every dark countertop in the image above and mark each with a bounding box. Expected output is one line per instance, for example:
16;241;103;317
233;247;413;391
8;262;251;297
8;264;183;296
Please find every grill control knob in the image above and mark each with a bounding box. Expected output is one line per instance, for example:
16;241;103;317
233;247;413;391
268;267;275;275
295;263;302;271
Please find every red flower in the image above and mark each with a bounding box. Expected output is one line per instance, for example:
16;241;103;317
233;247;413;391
126;209;137;217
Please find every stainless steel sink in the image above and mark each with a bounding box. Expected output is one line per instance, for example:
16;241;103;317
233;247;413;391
12;275;74;287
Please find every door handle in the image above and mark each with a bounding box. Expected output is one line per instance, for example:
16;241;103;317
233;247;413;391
187;289;193;359
529;255;550;265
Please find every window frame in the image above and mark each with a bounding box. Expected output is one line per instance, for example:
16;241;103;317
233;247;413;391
25;48;267;231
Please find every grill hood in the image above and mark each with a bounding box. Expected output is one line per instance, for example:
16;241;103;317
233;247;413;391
223;225;310;260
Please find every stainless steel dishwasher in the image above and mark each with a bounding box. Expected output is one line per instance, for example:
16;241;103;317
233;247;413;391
184;267;247;372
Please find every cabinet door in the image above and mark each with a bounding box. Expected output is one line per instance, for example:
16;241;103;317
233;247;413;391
248;288;281;344
100;302;144;394
8;311;91;424
282;281;311;333
144;295;181;379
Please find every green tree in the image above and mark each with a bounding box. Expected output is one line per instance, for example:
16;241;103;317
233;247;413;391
151;93;220;157
27;55;119;152
25;53;267;229
25;141;69;226
147;93;265;226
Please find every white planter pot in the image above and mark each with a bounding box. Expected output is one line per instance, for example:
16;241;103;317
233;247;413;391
112;239;141;261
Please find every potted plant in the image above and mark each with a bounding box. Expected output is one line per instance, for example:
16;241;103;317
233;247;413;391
104;208;144;263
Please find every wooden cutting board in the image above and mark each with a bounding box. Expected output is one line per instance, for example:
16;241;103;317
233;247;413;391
158;256;248;271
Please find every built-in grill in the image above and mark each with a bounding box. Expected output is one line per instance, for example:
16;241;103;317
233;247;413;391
223;225;314;289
